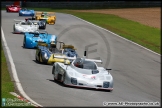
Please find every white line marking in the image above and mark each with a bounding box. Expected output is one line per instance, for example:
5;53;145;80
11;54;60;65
10;92;36;106
1;27;43;107
69;14;161;56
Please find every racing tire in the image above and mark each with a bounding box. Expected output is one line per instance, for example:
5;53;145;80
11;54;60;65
23;37;26;48
13;27;15;33
52;65;55;74
35;54;39;62
35;52;41;63
62;73;66;85
52;66;56;81
57;74;62;81
44;25;46;29
39;53;44;64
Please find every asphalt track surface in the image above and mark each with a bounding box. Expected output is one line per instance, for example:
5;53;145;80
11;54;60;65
1;11;161;107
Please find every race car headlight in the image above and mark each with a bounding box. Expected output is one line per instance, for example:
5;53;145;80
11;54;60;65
43;53;48;59
103;82;109;88
71;77;77;85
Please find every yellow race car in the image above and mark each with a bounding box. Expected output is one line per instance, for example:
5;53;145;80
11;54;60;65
35;41;78;65
35;12;56;25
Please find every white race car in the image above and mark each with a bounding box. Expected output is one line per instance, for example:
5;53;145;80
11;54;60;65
52;51;113;91
13;19;39;34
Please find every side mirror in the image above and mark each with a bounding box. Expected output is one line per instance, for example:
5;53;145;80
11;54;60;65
106;69;112;70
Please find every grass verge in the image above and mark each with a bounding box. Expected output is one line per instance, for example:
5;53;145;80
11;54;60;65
30;8;161;54
1;46;34;107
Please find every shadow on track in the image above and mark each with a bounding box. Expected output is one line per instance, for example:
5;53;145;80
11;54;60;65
46;79;112;92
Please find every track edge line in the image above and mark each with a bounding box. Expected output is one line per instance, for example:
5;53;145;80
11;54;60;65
1;27;43;107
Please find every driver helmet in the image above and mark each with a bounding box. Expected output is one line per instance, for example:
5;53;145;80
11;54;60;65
41;14;45;17
75;60;83;68
25;18;28;21
50;42;56;48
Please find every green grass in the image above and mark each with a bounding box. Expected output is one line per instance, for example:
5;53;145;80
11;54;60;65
1;47;15;98
69;12;160;54
1;46;34;107
27;8;160;54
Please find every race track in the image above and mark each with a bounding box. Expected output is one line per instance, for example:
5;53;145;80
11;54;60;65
1;11;161;107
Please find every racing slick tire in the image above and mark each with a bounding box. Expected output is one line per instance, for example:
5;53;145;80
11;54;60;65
52;65;56;81
44;25;46;29
13;27;15;33
23;37;26;48
62;73;66;85
35;54;39;62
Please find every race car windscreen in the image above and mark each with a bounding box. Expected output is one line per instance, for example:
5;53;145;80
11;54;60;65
83;61;97;70
39;19;46;22
73;58;97;70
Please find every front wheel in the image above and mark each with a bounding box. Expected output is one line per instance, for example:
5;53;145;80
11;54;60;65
35;54;38;62
52;66;56;81
23;37;26;48
44;24;46;29
62;73;66;85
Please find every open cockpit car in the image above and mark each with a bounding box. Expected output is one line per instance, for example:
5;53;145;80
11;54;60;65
35;12;56;25
19;8;35;16
52;55;113;91
25;18;46;29
23;30;57;49
13;19;39;34
35;41;78;64
6;5;21;12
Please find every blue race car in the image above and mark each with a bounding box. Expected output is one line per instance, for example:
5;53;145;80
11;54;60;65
23;30;57;49
19;8;35;16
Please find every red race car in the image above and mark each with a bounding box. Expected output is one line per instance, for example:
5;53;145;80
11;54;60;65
6;5;21;12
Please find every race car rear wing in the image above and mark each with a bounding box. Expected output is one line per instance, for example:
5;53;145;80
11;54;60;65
54;55;102;63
